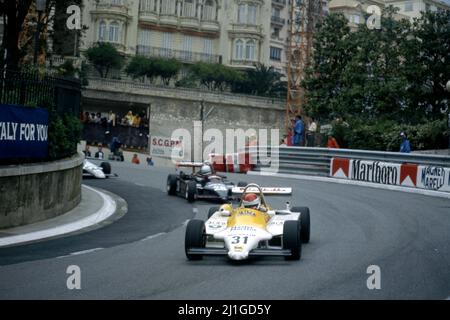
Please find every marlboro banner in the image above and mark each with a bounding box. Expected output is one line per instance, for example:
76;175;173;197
330;158;450;193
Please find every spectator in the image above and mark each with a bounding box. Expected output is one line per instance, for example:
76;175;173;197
293;115;305;146
146;157;154;166
280;139;287;147
83;145;91;158
132;114;141;128
95;145;105;159
90;113;96;123
132;154;140;165
307;118;317;147
286;127;294;146
126;111;134;126
400;132;411;153
327;135;340;149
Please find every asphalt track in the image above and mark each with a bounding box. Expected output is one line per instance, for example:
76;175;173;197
0;161;449;299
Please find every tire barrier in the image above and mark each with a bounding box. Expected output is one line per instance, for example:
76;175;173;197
209;153;254;174
330;157;450;192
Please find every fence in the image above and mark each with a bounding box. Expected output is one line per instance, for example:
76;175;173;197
0;69;81;116
249;146;450;176
82;123;149;150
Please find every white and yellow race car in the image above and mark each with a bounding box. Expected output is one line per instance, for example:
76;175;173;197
185;184;310;261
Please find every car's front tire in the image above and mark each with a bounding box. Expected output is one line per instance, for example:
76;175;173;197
185;219;206;260
283;220;302;260
292;206;310;243
100;162;111;175
167;174;177;195
186;181;197;202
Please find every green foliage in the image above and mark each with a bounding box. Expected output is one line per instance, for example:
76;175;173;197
48;110;82;160
331;118;449;151
190;62;243;91
57;60;77;77
85;42;124;78
303;9;450;151
232;64;287;97
126;56;182;84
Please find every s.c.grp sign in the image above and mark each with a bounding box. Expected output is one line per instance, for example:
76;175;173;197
0;104;49;159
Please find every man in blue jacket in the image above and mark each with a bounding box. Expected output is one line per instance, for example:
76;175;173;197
400;132;411;153
293;115;305;146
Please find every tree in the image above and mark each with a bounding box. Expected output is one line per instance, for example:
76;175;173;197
0;0;33;69
302;13;354;121
233;64;285;97
85;42;123;78
152;58;181;85
126;55;152;81
190;62;243;91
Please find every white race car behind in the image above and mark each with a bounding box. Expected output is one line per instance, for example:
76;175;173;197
185;184;310;261
82;159;113;179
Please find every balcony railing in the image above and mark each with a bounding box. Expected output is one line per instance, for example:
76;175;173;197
136;45;222;64
271;15;285;25
272;0;287;5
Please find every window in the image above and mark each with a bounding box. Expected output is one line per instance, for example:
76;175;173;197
203;38;213;55
404;2;413;12
140;0;156;12
272;27;280;39
238;4;246;23
183;0;196;17
138;29;152;46
161;0;176;14
109;22;120;42
163;32;172;50
270;47;282;61
111;0;122;5
248;4;257;25
235;39;244;60
98;20;107;41
182;35;193;61
349;14;360;24
272;7;281;18
245;40;256;60
203;0;215;20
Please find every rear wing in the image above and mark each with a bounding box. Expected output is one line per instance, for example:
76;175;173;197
232;187;292;195
176;161;204;168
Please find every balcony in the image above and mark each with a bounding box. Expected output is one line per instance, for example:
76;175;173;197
139;11;159;24
200;20;220;33
136;45;222;64
272;0;287;6
91;2;131;20
230;59;258;68
180;16;200;29
159;14;178;27
271;16;285;26
230;24;263;37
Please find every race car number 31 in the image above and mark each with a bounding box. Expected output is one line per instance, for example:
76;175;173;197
178;304;271;318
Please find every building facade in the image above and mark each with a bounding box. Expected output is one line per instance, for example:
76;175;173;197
80;0;277;69
385;0;450;20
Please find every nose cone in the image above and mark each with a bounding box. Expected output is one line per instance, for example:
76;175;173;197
228;251;249;260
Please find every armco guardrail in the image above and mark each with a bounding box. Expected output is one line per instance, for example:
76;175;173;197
248;146;450;177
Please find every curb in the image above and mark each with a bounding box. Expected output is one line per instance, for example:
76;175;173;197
0;185;127;248
247;171;450;200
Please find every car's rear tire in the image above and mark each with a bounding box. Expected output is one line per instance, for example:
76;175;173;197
100;162;111;175
207;206;220;219
283;220;302;260
186;181;197;203
167;174;178;195
185;219;205;260
237;181;248;187
292;206;310;243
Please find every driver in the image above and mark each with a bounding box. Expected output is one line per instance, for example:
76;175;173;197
242;193;261;210
195;163;213;185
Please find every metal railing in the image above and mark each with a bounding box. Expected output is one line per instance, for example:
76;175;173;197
136;45;222;64
271;16;286;25
249;146;450;176
0;69;81;116
272;0;287;5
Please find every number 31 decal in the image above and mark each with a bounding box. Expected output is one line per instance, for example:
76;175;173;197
231;236;249;244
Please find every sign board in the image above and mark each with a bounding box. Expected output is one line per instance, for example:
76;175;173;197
150;136;184;159
0;104;49;159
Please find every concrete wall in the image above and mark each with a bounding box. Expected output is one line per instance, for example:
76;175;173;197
82;78;286;162
0;154;83;229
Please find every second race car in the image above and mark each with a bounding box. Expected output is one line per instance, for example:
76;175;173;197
166;162;247;203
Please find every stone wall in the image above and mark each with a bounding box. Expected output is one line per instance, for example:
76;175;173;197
0;154;83;229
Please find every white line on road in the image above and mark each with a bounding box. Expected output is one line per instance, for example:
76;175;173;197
56;247;104;259
140;232;166;242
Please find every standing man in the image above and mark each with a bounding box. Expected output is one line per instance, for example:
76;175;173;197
400;132;411;153
95;145;104;159
307;118;317;147
293;115;305;147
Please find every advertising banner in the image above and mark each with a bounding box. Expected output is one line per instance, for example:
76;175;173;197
150;136;184;159
0;104;49;159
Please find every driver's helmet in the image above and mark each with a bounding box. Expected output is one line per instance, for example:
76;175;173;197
242;193;260;209
199;164;212;175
